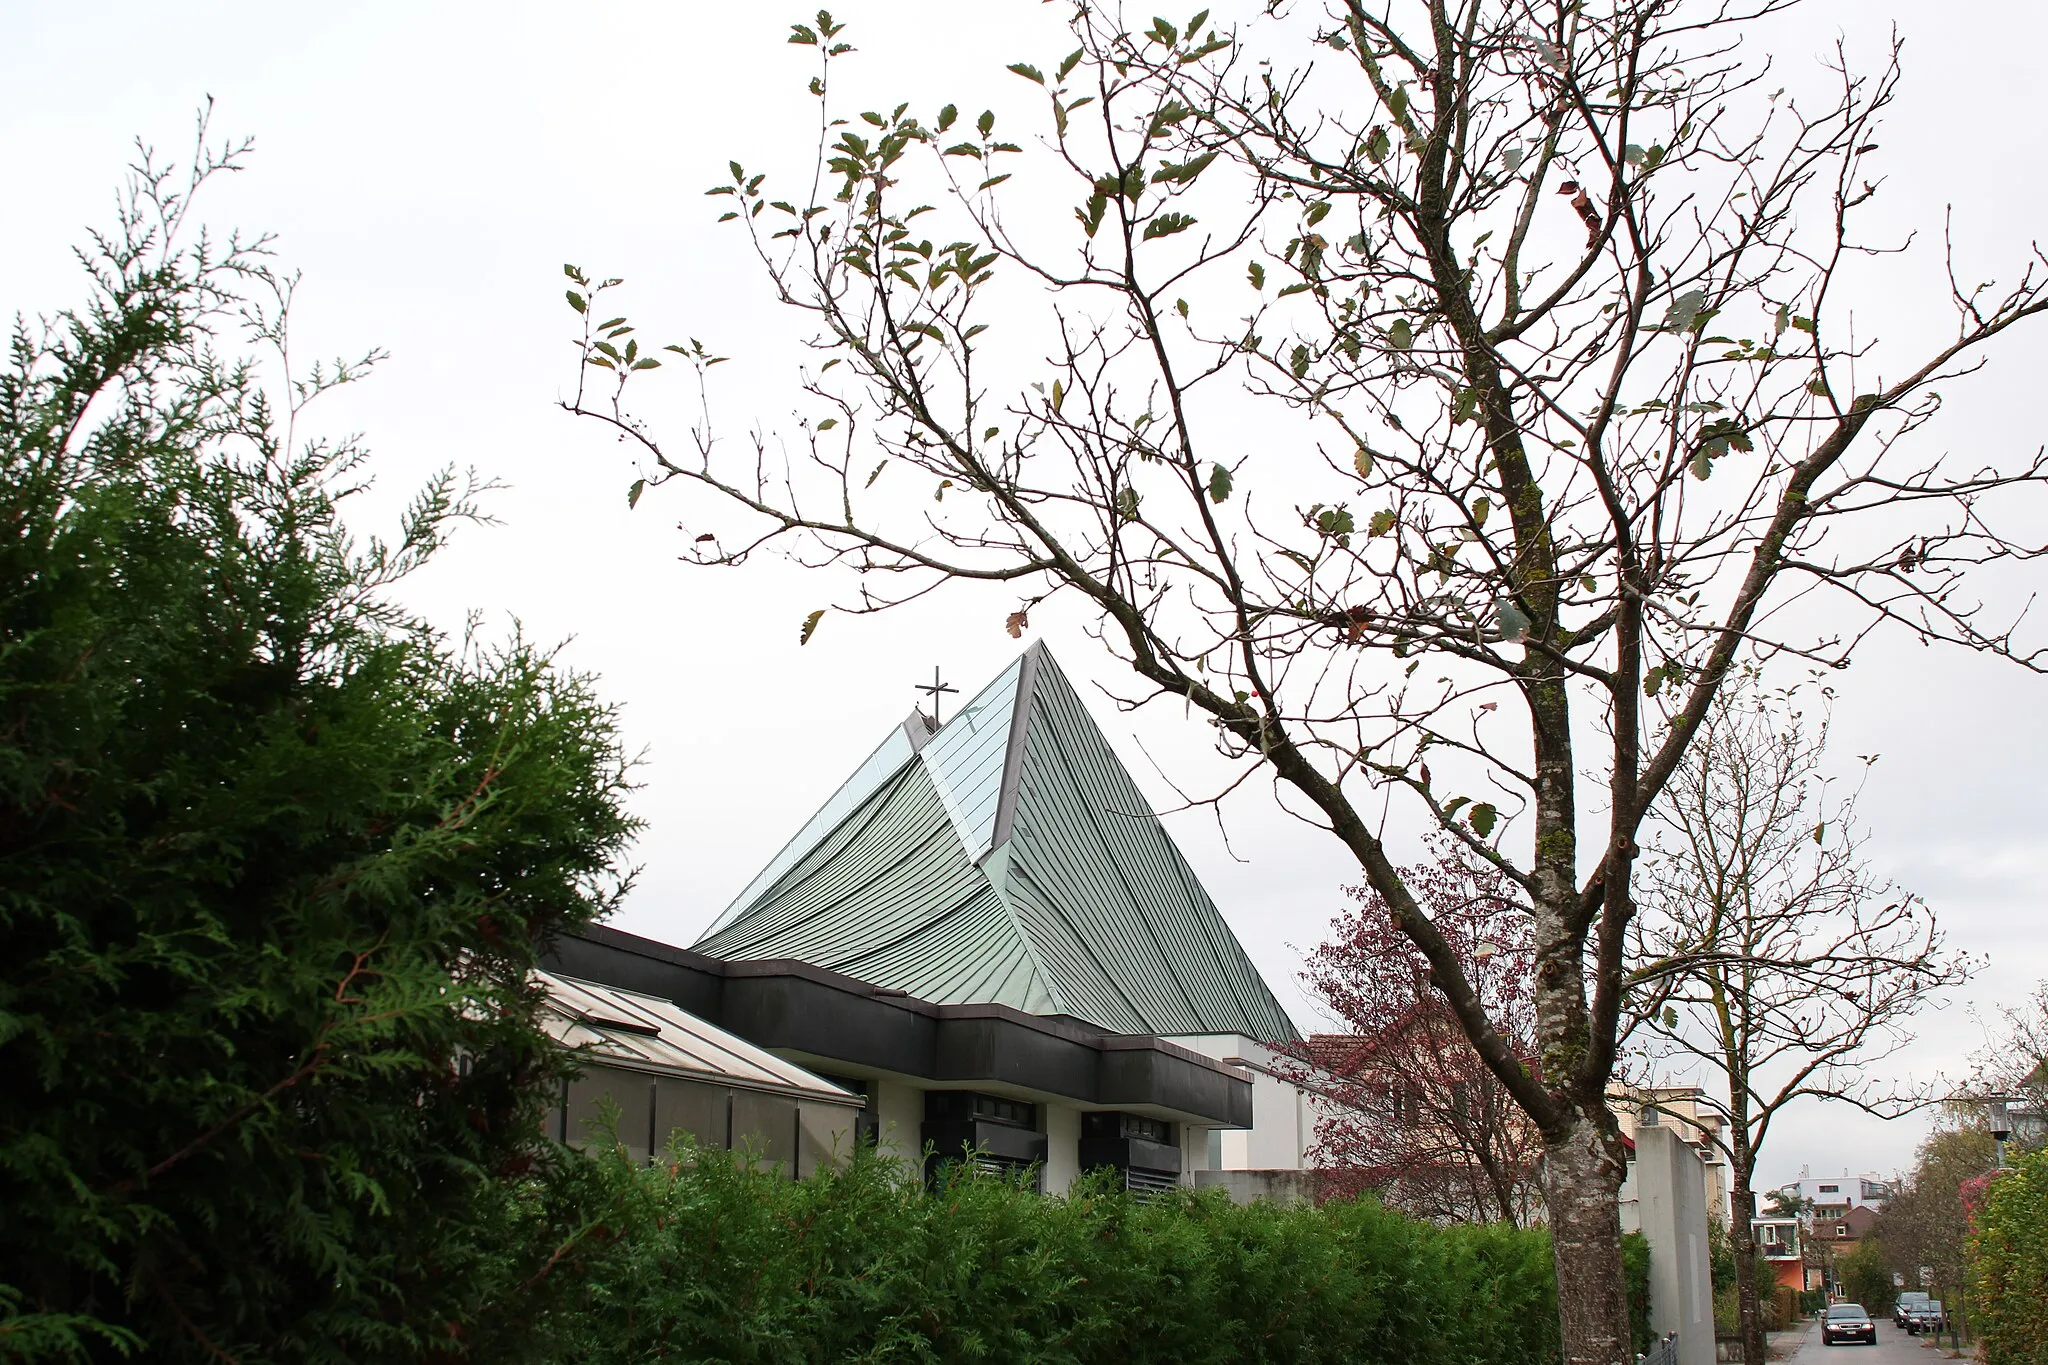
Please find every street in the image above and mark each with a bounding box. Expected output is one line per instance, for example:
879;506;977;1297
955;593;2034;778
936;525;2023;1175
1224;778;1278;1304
1781;1318;1969;1363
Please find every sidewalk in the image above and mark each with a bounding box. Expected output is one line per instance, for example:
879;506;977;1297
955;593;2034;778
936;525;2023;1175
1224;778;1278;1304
1768;1319;1814;1359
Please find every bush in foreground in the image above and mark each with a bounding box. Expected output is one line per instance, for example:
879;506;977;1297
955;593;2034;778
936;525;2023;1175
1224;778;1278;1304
516;1139;1652;1365
0;131;637;1362
1973;1147;2048;1365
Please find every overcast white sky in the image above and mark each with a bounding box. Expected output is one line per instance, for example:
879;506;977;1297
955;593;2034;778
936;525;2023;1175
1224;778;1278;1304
5;1;2042;1192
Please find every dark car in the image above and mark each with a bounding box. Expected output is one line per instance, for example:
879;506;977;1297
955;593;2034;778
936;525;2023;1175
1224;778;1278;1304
1893;1292;1928;1328
1905;1300;1946;1335
1821;1303;1877;1346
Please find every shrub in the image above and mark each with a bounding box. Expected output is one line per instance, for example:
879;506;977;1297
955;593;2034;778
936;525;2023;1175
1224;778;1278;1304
523;1140;1569;1364
1836;1239;1895;1317
1973;1147;2048;1365
1622;1230;1653;1355
0;137;637;1362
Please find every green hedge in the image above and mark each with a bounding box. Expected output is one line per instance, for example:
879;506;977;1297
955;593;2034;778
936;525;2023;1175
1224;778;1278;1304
500;1141;1652;1365
1974;1147;2048;1365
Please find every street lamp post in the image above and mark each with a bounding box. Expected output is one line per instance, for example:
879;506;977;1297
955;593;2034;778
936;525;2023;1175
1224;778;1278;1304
1986;1099;2012;1171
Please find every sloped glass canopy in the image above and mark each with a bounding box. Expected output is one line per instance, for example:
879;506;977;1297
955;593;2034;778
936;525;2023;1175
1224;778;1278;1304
918;654;1022;861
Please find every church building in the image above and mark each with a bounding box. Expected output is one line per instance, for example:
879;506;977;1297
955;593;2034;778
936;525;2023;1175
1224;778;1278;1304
545;643;1319;1194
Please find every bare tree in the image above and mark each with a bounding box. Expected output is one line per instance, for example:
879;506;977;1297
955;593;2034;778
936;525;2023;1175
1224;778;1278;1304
1966;979;2048;1160
559;4;2048;1359
1300;839;1544;1224
1874;1126;1995;1350
1628;669;1972;1365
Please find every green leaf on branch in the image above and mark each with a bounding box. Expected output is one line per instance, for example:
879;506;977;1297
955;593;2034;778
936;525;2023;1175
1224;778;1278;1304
799;609;826;645
1208;463;1232;503
1152;153;1218;185
1008;63;1044;84
1248;261;1266;290
1365;126;1390;163
1469;803;1498;837
1661;289;1706;332
1143;212;1197;240
1114;486;1142;521
1368;508;1396;538
628;479;645;509
1077;188;1109;237
1388;318;1413;351
567;290;586;314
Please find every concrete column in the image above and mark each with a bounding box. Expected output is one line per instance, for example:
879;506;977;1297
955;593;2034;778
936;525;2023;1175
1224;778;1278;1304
1630;1126;1715;1365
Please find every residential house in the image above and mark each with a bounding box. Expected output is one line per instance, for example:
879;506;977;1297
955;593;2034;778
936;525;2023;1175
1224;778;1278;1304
1750;1215;1805;1292
1305;1010;1543;1224
1776;1173;1893;1213
1808;1202;1879;1258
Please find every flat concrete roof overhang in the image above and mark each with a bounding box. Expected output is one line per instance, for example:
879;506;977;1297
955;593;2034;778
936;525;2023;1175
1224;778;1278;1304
547;925;1252;1129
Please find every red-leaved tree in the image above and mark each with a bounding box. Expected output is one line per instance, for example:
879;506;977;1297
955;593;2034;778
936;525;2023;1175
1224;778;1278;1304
1302;839;1544;1224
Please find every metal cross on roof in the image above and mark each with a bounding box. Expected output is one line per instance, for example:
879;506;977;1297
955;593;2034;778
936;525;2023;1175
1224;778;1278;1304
915;666;959;728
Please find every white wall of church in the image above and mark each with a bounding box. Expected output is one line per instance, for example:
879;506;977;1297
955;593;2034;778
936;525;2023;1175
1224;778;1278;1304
1165;1034;1315;1171
1042;1102;1082;1193
872;1076;925;1168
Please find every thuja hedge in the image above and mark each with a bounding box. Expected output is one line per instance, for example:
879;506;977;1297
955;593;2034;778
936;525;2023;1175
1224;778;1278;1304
505;1142;1651;1365
1973;1146;2048;1365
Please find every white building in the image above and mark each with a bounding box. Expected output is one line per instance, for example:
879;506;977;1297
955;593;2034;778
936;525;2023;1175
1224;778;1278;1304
1777;1173;1893;1213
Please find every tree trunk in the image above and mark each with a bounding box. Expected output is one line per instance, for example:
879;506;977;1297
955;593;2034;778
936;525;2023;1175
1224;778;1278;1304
1730;1209;1767;1365
1722;998;1767;1365
1544;1116;1635;1365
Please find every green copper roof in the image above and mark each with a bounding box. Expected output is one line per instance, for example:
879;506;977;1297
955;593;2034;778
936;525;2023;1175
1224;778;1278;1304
696;645;1297;1041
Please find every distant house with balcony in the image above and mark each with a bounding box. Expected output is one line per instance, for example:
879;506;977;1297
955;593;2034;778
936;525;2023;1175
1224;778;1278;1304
1751;1215;1805;1291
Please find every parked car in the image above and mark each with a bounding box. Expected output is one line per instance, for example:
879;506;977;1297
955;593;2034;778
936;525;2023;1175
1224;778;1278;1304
1905;1300;1947;1334
1821;1303;1877;1346
1893;1292;1929;1328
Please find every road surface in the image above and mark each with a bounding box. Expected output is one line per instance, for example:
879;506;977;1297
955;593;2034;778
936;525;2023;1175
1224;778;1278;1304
1783;1317;1965;1363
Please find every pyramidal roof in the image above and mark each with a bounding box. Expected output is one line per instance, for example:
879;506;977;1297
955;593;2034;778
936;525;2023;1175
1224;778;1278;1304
695;644;1298;1042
